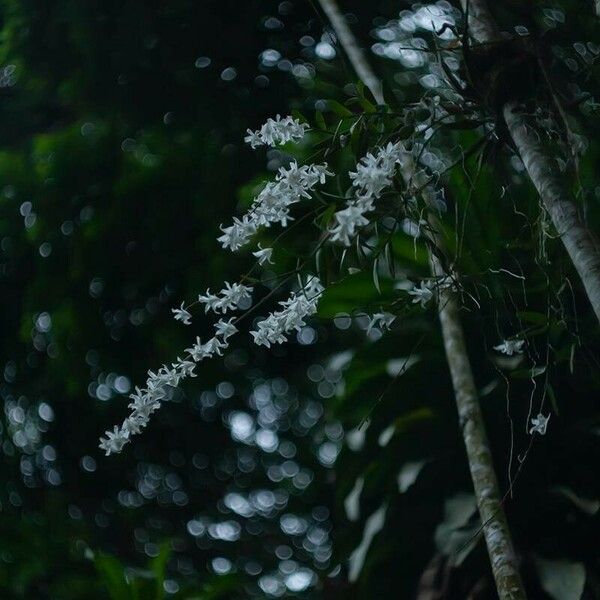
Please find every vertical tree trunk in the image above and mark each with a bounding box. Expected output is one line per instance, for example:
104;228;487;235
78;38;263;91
503;103;600;323
430;252;526;600
460;0;600;324
317;1;527;597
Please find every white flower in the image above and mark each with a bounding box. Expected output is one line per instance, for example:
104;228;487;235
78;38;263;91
175;357;197;378
529;413;550;435
201;336;228;357
128;389;161;420
367;312;396;334
185;337;212;362
250;276;323;348
217;216;256;251
99;425;130;456
408;281;434;308
349;142;403;198
185;336;229;361
244;129;262;148
124;414;147;436
329;142;403;246
215;318;238;341
329;205;370;246
220;162;333;251
303;276;325;298
244;115;308;148
494;339;525;356
252;244;274;265
172;302;192;325
198;282;253;314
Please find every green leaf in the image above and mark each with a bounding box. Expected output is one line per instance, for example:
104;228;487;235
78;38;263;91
510;365;547;379
390;235;429;271
535;557;586;600
291;109;309;124
317;272;393;318
358;96;377;113
94;553;132;600
315;110;327;131
327;100;353;118
517;311;548;325
372;259;381;294
149;544;170;599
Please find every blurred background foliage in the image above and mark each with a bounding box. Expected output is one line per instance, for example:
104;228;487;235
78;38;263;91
0;0;598;598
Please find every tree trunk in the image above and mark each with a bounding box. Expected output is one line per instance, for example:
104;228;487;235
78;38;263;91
503;103;600;323
460;0;600;324
317;1;526;597
430;251;526;600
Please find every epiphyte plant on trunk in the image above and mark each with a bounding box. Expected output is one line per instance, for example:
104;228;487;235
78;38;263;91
97;0;600;596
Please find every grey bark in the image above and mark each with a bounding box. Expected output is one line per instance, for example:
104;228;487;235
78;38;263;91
503;103;600;322
431;253;526;600
317;1;526;597
460;0;600;324
316;0;384;105
461;0;501;43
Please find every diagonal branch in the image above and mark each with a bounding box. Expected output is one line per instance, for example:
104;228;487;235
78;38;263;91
460;0;600;324
316;0;384;105
316;1;527;598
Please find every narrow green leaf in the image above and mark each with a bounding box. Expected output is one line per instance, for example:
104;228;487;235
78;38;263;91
328;100;353;118
315;110;326;131
94;553;132;600
373;259;381;294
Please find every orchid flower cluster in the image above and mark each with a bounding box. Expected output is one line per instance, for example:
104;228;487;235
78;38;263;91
244;115;309;148
99;115;332;455
330;142;405;245
250;277;324;348
100;276;322;455
99;310;237;455
217;162;333;252
98;112;479;456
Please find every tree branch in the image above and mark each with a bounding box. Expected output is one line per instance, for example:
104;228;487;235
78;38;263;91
316;0;384;105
